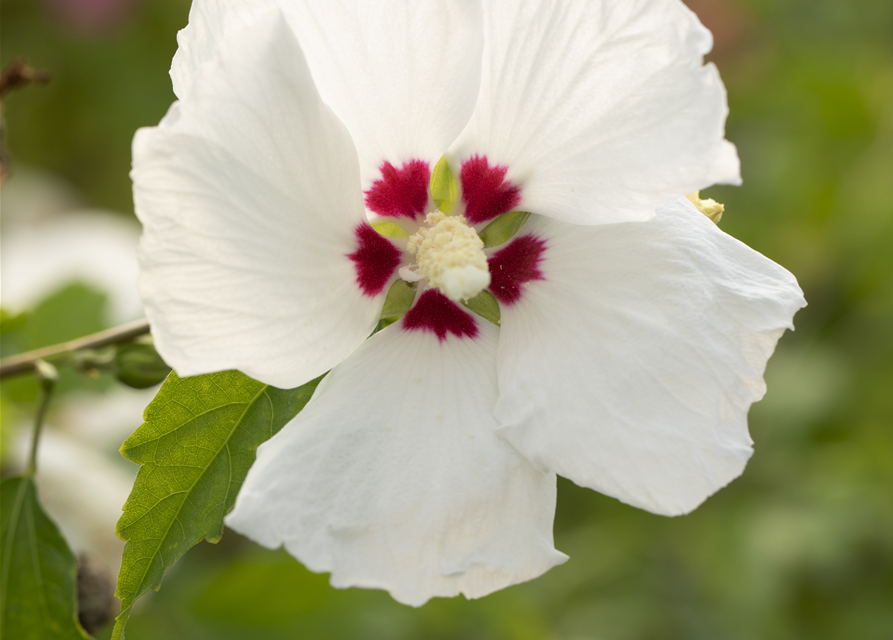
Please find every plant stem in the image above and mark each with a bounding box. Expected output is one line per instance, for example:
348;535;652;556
0;318;151;380
0;58;51;98
25;360;58;477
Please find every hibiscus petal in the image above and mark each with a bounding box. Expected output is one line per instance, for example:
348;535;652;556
493;199;807;516
226;320;567;606
279;1;484;191
448;0;741;225
134;12;382;389
170;0;273;100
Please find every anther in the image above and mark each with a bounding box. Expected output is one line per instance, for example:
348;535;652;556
407;211;491;301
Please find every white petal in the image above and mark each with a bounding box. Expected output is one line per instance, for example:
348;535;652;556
279;1;483;189
226;321;566;606
494;199;806;515
134;12;381;389
448;0;741;225
170;0;273;100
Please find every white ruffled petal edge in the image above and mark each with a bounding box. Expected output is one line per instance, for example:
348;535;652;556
227;320;566;606
135;11;380;389
449;0;741;225
170;0;273;100
281;0;484;191
494;199;806;515
171;0;483;192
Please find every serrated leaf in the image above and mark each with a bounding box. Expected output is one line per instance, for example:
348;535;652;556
462;290;501;326
0;476;93;640
111;370;321;639
478;211;531;248
371;221;410;239
430;155;457;213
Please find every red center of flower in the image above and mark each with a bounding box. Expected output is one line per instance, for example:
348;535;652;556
460;155;521;224
349;155;540;337
347;224;402;297
402;289;478;340
487;235;547;305
364;160;430;219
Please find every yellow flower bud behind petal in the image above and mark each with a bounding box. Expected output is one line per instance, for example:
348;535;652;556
686;191;724;224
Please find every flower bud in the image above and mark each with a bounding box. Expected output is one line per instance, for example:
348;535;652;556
114;341;171;389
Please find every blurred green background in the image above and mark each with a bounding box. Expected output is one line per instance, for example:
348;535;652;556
2;0;892;638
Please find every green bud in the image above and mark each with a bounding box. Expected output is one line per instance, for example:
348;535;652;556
114;341;171;389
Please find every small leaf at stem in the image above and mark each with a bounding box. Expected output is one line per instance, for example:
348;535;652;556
430;156;457;214
0;476;93;640
478;211;531;248
371;221;410;239
462;290;501;326
379;279;417;320
111;370;321;639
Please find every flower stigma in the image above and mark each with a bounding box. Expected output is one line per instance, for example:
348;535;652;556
406;210;491;302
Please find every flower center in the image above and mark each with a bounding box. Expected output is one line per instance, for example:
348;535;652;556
406;211;491;302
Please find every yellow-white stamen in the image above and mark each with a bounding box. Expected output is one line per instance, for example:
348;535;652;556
686;191;724;224
407;210;490;301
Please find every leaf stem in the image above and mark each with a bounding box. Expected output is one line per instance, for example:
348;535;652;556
0;318;151;380
25;360;58;478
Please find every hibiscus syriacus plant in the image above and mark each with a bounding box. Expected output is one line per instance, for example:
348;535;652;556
132;0;805;606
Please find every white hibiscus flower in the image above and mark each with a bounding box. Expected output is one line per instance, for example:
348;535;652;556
132;0;806;606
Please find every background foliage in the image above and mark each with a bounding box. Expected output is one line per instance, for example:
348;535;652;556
2;0;892;638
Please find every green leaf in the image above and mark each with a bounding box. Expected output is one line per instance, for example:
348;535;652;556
0;308;28;359
430;155;457;214
111;370;321;639
25;282;109;351
462;290;501;326
2;283;114;403
380;279;417;320
0;476;93;640
478;211;531;248
371;221;410;239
